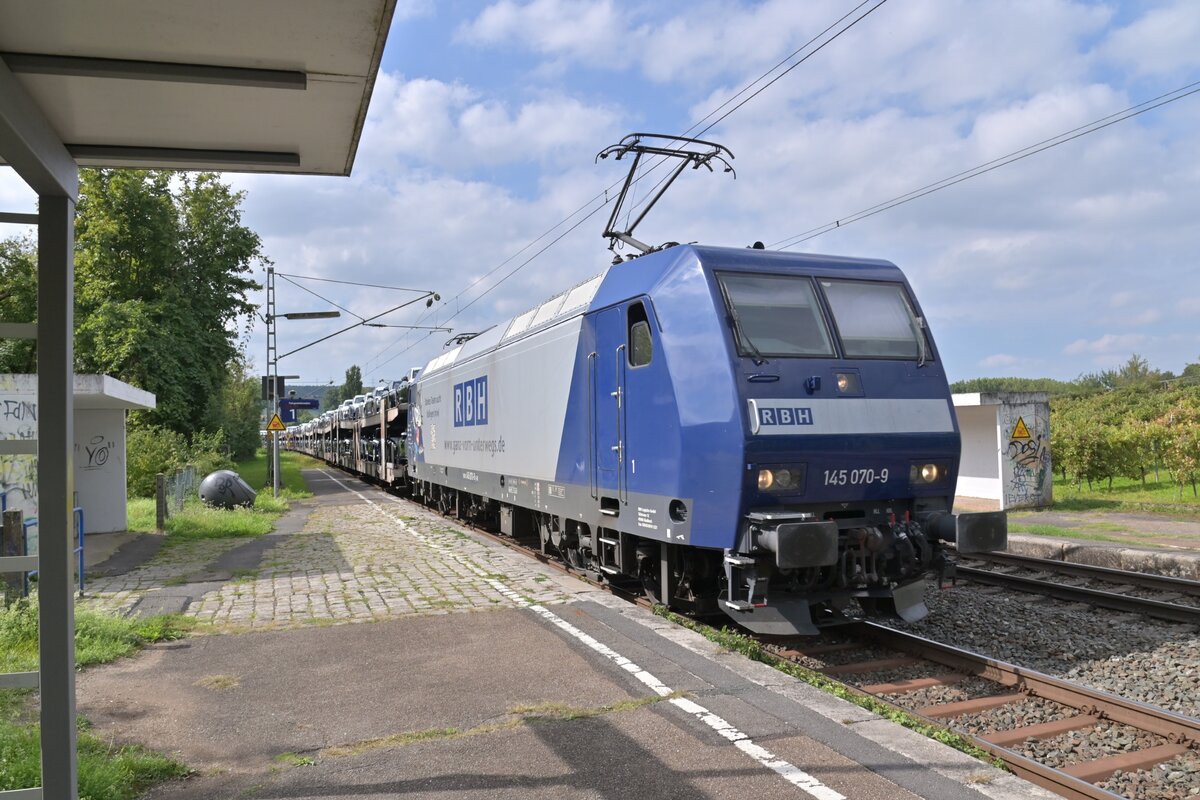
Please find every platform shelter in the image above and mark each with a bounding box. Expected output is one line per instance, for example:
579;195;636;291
1;374;155;538
953;391;1053;510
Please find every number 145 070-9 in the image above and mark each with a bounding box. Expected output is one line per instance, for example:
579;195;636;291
823;468;889;486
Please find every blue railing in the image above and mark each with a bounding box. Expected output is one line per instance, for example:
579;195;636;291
0;504;86;597
74;506;85;594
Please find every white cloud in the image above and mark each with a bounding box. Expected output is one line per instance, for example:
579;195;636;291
1126;309;1163;326
1100;1;1200;77
395;0;435;21
456;0;628;67
1110;291;1135;308
968;85;1125;162
1064;334;1150;356
359;73;621;171
980;353;1019;368
0;170;37;217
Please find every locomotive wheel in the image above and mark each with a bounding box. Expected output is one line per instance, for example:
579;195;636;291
640;573;664;605
638;543;666;604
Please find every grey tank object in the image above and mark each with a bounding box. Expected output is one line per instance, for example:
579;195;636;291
199;469;257;509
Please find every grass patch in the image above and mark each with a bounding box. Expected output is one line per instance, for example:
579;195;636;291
236;450;319;499
0;597;192;674
1007;523;1134;544
0;724;189;799
195;674;240;691
1048;474;1200;516
272;752;315;768
0;598;192;797
127;497;283;540
509;695;675;722
126;449;311;537
651;607;1004;768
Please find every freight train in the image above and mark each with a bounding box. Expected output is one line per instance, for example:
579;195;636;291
284;243;1006;636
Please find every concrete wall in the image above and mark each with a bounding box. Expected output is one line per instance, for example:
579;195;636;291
74;410;127;535
0;375;38;520
997;397;1052;510
955;404;1001;500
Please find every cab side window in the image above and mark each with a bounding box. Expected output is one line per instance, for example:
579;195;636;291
628;301;652;367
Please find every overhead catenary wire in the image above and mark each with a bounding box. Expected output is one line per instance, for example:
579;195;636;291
363;0;888;374
624;0;888;219
770;78;1200;250
277;273;365;321
368;203;609;374
275;273;437;293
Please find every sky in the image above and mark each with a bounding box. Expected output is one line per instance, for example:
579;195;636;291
4;0;1200;387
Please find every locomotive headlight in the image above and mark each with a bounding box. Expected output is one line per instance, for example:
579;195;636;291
833;372;861;394
910;462;948;484
758;466;805;492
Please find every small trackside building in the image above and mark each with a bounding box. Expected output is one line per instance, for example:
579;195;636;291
953;391;1052;510
0;374;156;539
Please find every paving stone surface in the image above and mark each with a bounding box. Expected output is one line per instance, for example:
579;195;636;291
83;485;576;629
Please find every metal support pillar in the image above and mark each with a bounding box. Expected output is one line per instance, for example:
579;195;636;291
266;267;280;496
38;192;79;798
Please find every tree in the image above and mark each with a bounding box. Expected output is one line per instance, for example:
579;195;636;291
1157;401;1200;498
324;365;363;408
73;169;264;436
200;359;263;461
0;237;36;373
1182;358;1200;385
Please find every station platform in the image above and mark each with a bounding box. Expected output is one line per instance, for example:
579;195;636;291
78;471;1057;800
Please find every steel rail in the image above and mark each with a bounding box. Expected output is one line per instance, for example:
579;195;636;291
955;565;1200;625
964;551;1200;596
856;623;1200;800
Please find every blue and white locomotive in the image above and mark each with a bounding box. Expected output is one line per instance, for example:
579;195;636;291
407;243;1006;636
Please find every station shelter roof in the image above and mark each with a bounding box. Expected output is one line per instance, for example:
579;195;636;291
3;373;156;410
0;0;395;179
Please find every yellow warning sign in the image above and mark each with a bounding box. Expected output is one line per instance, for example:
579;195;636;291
266;414;287;433
1011;417;1031;440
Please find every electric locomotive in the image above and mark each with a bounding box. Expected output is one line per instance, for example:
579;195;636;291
406;243;1007;636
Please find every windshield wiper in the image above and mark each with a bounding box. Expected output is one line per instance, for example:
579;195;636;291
720;289;768;364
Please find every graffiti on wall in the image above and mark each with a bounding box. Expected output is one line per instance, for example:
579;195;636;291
77;434;116;471
1001;404;1052;509
0;376;39;522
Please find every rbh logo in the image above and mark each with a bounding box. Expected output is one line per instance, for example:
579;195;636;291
758;406;813;426
453;376;489;427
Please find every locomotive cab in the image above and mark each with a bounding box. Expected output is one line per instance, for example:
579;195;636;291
708;256;1007;634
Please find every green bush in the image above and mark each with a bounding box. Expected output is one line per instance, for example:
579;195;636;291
125;425;233;498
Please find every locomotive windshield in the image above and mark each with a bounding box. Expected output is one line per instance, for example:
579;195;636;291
717;273;834;357
717;273;929;361
820;279;926;359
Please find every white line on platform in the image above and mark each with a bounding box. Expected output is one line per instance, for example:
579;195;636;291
318;470;846;800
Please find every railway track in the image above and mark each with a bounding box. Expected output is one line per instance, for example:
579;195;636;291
771;624;1200;800
955;552;1200;626
327;466;1200;800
